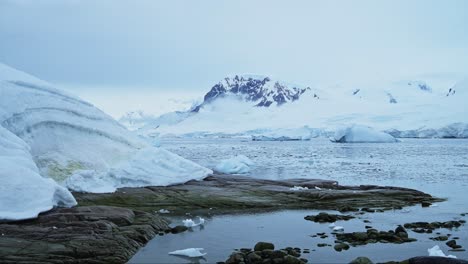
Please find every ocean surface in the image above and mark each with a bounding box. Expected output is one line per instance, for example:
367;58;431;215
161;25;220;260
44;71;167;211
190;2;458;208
130;138;468;263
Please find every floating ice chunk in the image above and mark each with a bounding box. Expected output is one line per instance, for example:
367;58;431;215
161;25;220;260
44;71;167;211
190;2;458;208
428;245;457;258
329;223;336;228
333;226;344;232
158;209;170;214
290;186;309;191
215;155;253;174
314;186;322;190
331;125;398;143
169;248;207;258
183;217;205;228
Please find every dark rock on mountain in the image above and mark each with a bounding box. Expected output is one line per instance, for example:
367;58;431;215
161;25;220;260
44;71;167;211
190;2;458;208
192;75;312;112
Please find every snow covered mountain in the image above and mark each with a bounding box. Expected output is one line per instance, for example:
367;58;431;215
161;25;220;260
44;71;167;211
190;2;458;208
0;62;212;220
192;75;314;111
122;74;468;138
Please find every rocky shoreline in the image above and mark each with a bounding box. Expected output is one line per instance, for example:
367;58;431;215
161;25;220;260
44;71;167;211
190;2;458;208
0;174;447;263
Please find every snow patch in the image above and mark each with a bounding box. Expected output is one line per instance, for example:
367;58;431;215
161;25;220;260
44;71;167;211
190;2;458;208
289;186;309;191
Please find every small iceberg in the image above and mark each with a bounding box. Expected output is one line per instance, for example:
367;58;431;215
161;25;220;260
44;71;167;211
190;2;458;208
428;245;457;259
333;226;345;232
289;186;309;191
169;248;207;258
215;155;254;174
330;124;398;143
158;209;170;214
183;217;205;228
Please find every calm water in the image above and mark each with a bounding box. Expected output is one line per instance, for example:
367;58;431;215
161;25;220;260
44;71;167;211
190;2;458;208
130;138;468;263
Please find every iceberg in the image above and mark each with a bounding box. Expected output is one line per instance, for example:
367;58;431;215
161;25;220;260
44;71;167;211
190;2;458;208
427;245;457;259
182;217;205;228
168;248;207;258
0;62;212;220
330;125;398;143
215;155;254;174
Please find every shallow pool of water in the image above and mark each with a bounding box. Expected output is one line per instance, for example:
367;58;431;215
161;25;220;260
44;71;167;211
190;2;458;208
130;138;468;263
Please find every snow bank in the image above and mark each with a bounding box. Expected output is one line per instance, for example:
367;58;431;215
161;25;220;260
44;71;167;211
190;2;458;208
428;245;457;259
215;155;254;174
252;126;313;141
64;147;211;193
331;125;398;143
0;126;76;220
0;62;212;219
169;248;206;258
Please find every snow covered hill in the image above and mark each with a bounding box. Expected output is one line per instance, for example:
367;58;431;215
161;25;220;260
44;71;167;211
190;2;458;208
122;75;468;139
0;62;212;220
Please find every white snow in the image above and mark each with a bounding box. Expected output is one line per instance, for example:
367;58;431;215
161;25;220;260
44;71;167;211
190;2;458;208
158;209;170;214
331;125;398;143
0;62;212;220
427;245;457;259
182;217;206;228
0;126;76;220
64;147;212;193
289;186;309;191
125;75;468;139
215;155;254;174
168;248;207;258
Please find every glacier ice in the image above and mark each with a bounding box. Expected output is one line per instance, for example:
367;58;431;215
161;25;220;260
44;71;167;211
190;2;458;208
331;125;398;143
0;62;212;220
215;155;254;174
0;126;76;220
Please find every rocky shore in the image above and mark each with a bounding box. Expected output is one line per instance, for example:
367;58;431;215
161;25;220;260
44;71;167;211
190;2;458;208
0;174;445;263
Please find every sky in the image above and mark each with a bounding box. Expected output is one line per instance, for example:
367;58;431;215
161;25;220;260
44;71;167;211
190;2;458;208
1;0;468;117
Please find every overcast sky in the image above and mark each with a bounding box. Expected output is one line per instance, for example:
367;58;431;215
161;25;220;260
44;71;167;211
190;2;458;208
1;0;467;117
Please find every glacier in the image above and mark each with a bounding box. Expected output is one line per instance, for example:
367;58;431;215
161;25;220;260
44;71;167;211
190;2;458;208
0;62;212;220
0;126;76;220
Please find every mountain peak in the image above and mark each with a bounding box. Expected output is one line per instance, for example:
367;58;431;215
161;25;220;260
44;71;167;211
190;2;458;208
193;75;311;112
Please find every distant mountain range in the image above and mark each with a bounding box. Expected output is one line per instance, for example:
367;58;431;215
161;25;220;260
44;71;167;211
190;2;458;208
119;74;468;138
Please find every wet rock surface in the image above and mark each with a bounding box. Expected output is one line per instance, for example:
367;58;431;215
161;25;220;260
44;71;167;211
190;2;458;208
304;212;355;223
75;174;442;215
334;226;417;248
0;206;170;264
222;242;308;264
404;220;465;233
